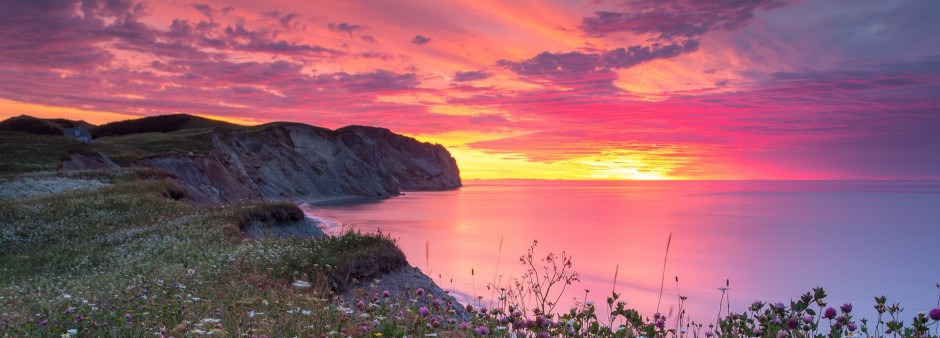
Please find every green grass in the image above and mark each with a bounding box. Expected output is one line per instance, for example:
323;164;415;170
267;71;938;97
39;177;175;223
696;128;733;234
0;132;94;174
0;170;420;336
93;131;214;165
234;202;306;231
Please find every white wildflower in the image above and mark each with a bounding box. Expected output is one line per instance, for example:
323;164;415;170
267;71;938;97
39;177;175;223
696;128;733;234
292;280;311;290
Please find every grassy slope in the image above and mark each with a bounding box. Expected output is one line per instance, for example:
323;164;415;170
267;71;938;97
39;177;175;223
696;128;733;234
0;170;421;337
93;130;216;165
0;132;94;173
90;114;237;138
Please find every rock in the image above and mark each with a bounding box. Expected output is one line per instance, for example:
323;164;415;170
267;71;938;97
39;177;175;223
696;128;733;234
340;266;470;319
124;123;460;202
59;152;118;171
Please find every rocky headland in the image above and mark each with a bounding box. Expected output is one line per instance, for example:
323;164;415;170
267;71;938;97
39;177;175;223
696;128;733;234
0;114;466;336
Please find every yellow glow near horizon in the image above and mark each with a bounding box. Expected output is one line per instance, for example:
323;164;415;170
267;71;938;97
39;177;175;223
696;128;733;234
190;113;267;126
0;99;138;125
412;131;682;180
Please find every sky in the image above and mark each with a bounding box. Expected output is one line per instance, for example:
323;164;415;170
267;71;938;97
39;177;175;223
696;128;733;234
1;0;939;180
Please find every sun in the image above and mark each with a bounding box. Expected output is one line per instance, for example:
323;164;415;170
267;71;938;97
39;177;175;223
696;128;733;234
592;167;671;180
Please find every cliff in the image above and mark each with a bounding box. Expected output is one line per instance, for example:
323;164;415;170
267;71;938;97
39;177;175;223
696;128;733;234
48;116;460;202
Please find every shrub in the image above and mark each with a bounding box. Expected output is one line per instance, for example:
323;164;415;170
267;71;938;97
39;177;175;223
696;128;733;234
160;182;189;200
234;202;305;231
268;231;408;292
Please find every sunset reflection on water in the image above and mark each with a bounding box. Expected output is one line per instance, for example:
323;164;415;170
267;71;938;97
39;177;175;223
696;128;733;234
302;180;940;323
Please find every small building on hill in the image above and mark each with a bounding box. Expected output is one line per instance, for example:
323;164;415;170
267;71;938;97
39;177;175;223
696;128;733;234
64;127;92;143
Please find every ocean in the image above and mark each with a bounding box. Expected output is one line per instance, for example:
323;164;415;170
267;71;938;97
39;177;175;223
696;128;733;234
300;180;940;324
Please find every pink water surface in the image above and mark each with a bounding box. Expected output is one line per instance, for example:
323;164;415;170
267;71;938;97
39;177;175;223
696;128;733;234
301;180;940;324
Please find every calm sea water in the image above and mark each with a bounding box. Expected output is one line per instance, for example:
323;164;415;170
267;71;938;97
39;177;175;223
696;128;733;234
301;180;940;323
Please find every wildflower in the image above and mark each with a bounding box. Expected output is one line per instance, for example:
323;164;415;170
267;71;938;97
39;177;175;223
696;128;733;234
375;333;383;336
432;299;442;309
803;314;813;324
753;327;763;336
524;319;535;328
383;290;390;298
419;306;430;317
357;300;366;309
787;317;798;329
539;332;550;338
475;326;489;335
836;315;848;324
847;322;858;332
776;329;787;338
416;288;425;296
824;307;837;320
751;301;764;311
536;315;548;327
705;331;714;337
187;268;196;276
248;310;255;318
460;322;471;330
929;308;940;321
774;302;785;311
841;303;853;314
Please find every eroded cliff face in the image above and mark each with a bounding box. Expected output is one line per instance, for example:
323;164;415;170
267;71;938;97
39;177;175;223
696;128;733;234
128;124;460;202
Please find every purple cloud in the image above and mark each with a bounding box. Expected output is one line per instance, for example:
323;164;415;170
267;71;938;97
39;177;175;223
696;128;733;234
191;3;218;21
453;70;491;82
0;0;147;69
580;0;793;40
411;34;431;45
498;40;698;88
328;22;366;37
264;11;300;27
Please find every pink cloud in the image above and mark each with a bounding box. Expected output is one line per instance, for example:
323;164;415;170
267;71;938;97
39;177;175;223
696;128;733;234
0;0;938;179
